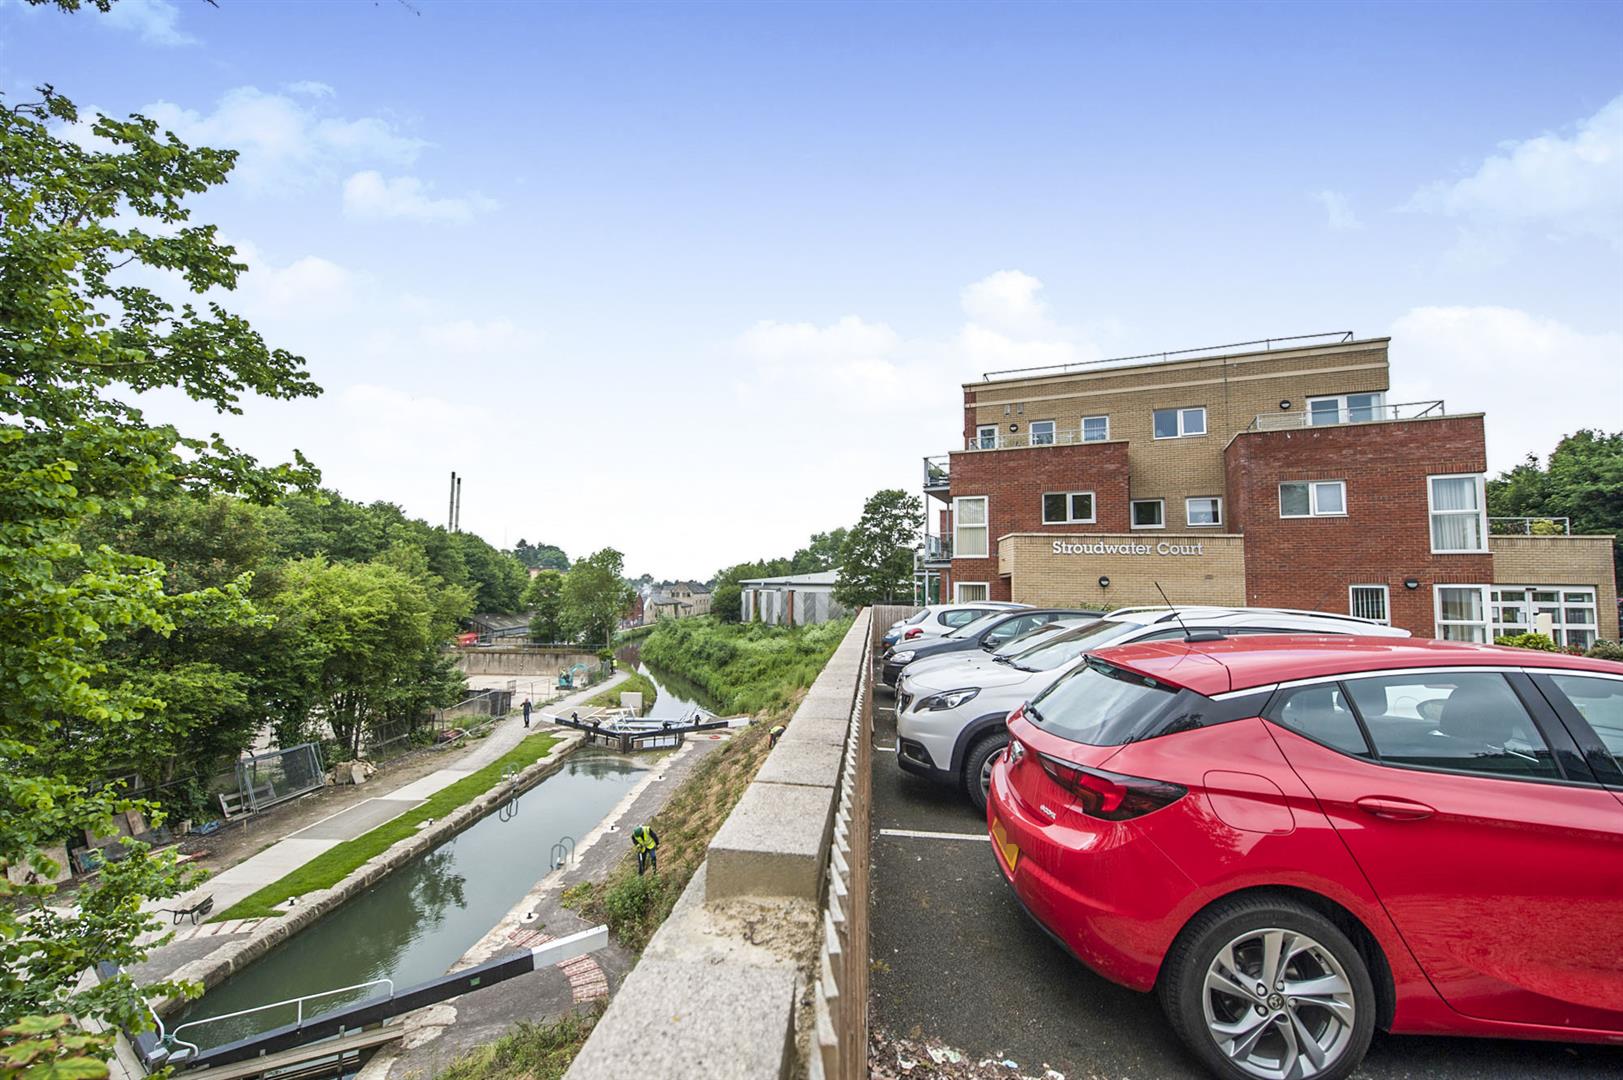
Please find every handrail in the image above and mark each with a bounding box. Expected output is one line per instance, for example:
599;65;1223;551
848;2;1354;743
1246;400;1445;432
1489;516;1572;536
981;331;1356;381
166;977;395;1060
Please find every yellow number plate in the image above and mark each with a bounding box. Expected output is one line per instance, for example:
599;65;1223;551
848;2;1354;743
991;818;1019;871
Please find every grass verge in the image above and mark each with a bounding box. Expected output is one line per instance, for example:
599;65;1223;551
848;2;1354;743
584;670;656;714
213;732;560;921
431;1000;606;1080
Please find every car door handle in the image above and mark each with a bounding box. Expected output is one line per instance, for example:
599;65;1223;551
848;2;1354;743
1355;796;1436;821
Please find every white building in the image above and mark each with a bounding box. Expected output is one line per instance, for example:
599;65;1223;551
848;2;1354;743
739;571;847;626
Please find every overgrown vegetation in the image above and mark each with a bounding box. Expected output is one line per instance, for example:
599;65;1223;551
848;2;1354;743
585;670;657;714
216;733;559;920
433;1000;605;1080
639;617;851;714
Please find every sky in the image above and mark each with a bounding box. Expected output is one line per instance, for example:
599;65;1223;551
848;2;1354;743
3;0;1621;579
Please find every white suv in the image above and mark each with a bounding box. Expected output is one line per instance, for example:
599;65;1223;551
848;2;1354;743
894;607;1410;810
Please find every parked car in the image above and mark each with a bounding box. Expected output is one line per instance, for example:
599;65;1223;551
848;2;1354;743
899;617;1089;680
882;607;1102;687
879;602;1026;651
988;635;1623;1080
897;607;1406;810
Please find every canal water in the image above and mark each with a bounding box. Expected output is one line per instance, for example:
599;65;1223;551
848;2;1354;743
614;645;725;720
171;747;646;1051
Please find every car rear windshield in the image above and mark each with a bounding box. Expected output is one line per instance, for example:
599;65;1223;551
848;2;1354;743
1025;656;1185;745
1009;619;1141;672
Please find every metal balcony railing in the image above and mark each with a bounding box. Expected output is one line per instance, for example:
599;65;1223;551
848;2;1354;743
923;455;950;489
918;534;952;563
963;427;1113;451
1489;517;1572;536
1247;400;1445;432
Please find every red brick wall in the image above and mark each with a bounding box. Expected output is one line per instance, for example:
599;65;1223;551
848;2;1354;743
1225;416;1493;636
947;442;1133;600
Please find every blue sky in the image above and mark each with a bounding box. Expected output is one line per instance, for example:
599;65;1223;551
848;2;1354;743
3;0;1620;578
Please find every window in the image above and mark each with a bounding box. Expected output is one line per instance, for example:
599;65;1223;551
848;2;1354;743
1492;586;1598;649
1185;497;1222;527
1434;585;1490;642
953;496;989;558
1153;406;1206;439
1042;491;1096;525
953;582;988;603
1081;415;1109;442
942;606;984;625
1027;656;1182;746
1279;480;1347;518
1130;499;1165;529
1547;674;1623;765
1428;474;1487;552
1307;392;1386;426
1268;683;1370;755
975;425;998;450
1344;672;1560;780
1349;585;1390;624
983;613;1056;648
1029;420;1056;446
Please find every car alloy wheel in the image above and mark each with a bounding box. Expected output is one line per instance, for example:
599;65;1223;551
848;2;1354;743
1200;927;1356;1079
962;732;1007;813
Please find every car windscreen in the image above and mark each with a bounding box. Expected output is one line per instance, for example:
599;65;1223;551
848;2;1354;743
945;611;1004;639
1007;619;1142;672
991;621;1067;657
1026;656;1187;745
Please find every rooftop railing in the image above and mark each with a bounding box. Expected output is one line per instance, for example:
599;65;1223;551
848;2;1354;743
1247;400;1445;432
1489;517;1572;536
980;331;1357;382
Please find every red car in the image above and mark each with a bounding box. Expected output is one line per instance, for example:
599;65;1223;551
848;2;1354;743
987;635;1623;1080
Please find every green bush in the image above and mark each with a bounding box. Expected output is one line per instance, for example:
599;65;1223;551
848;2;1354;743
1494;632;1560;652
433;1001;606;1080
639;616;850;715
1587;639;1623;662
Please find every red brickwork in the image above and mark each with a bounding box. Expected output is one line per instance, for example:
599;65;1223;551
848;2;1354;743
1225;416;1493;636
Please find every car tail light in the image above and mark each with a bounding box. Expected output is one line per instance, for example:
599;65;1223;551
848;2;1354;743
904;627;924;640
1037;754;1186;821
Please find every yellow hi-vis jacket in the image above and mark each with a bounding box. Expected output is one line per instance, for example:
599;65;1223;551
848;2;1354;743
632;826;658;852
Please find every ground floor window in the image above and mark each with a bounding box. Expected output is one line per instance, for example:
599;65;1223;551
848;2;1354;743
1434;585;1490;642
1349;584;1389;624
954;581;989;603
1492;586;1599;650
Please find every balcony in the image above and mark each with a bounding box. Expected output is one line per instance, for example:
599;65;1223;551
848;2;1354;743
919;534;952;566
923;455;950;496
1247;400;1445;432
1490;517;1572;536
962;427;1114;452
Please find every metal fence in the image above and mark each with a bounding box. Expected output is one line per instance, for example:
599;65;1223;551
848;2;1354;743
234;743;325;813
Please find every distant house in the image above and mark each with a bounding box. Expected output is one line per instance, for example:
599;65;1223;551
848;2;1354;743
739;571;846;626
644;581;713;623
619;593;646;630
467;612;531;642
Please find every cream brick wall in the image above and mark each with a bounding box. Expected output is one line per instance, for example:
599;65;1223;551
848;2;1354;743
1490;535;1619;640
968;341;1391;520
1000;532;1246;610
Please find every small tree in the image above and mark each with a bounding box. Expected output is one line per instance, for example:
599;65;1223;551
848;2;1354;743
525;569;566;642
560;548;635;645
835;489;923;608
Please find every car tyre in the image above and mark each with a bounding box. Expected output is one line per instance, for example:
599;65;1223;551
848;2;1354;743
1158;893;1375;1080
961;732;1007;813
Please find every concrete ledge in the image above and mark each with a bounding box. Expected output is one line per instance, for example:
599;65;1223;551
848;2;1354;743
755;738;844;790
706;781;833;901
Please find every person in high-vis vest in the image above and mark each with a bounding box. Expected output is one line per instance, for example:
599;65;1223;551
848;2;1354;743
632;824;660;876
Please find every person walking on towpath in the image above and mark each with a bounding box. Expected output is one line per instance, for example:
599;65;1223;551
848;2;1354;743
522;697;532;728
632;824;660;876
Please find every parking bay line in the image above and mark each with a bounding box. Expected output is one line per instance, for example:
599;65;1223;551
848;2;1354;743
878;828;990;842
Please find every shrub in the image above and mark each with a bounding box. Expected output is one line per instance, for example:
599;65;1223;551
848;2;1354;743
1493;632;1560;652
1586;639;1623;662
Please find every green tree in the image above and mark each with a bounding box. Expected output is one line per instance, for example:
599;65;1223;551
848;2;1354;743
0;84;319;1056
560;549;635;645
1488;430;1623;582
525;569;566;642
791;528;848;573
835;489;923;607
512;538;570;571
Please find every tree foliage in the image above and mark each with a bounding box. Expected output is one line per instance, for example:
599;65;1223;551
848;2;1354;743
560;549;635;645
524;569;566;642
511;538;570;572
1488;430;1623;581
834;489;923;607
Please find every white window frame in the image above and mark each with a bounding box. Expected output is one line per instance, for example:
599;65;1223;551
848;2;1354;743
954;581;989;603
1492;585;1599;649
1153;406;1207;440
1081;415;1110;442
1307;391;1387;426
1041;491;1096;525
1029;420;1056;446
1279;480;1348;518
1434;584;1491;642
1349;584;1390;625
975;425;998;450
1130;498;1165;529
1427;473;1489;554
1185;496;1223;528
953;496;989;559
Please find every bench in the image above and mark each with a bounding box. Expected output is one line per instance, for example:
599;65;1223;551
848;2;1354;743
163;894;214;925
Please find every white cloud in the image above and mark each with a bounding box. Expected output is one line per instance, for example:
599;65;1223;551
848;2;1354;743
141;87;426;189
286;81;336;99
103;0;196;46
335;384;480;465
341;171;496;224
960;269;1050;335
1313;189;1362;231
1390;305;1623;470
1407;95;1623;248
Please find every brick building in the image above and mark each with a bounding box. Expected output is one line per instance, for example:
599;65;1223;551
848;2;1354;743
920;333;1618;645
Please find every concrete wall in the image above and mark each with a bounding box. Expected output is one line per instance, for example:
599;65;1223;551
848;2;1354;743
452;646;600;677
565;611;872;1080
